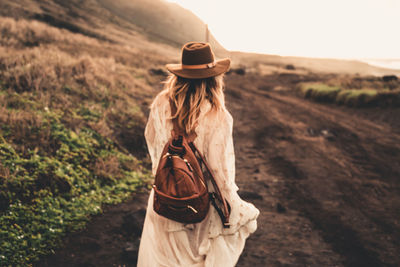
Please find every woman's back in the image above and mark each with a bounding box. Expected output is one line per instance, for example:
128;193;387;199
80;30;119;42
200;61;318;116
138;42;259;267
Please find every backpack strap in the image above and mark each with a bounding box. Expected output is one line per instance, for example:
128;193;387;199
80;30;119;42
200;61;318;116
189;142;231;228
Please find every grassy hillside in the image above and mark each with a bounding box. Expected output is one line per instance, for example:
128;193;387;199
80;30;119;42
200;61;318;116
0;14;170;265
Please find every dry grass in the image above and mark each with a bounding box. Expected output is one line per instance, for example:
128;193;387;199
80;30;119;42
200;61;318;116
0;17;102;48
0;106;53;157
0;46;151;99
92;155;122;181
0;15;168;158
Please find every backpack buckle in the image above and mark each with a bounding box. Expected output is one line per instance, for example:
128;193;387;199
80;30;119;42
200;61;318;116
223;222;230;228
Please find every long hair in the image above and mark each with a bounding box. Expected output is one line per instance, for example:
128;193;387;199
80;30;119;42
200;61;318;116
162;74;225;134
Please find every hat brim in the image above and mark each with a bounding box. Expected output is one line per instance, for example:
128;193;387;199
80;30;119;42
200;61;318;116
166;58;231;79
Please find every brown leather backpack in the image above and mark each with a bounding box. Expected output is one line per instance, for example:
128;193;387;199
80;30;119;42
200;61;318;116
152;99;231;228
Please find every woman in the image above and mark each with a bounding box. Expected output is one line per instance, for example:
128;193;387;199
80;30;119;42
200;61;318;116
138;42;260;267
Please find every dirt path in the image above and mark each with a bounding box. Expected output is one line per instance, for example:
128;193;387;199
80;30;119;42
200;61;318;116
226;74;400;267
37;73;400;267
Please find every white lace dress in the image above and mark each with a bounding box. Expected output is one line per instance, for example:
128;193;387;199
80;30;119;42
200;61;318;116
137;91;260;267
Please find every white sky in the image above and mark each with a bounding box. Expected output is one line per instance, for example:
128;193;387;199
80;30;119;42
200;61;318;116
166;0;400;59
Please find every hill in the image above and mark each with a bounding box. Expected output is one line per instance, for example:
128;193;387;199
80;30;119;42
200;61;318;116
231;51;400;76
0;0;225;56
96;0;226;53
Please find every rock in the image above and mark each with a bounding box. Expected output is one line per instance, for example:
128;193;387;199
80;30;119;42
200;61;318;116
149;68;168;76
276;202;286;213
238;190;263;200
321;129;335;141
307;127;317;137
285;64;295;70
382;75;398;82
234;68;246;75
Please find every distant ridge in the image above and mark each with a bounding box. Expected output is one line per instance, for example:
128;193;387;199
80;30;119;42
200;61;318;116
0;0;226;56
358;59;400;71
231;52;400;76
97;0;226;53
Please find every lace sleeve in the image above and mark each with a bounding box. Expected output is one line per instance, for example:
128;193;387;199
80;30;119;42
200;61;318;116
144;92;171;175
204;109;239;200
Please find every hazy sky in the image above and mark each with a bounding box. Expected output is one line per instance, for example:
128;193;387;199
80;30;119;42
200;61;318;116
167;0;400;59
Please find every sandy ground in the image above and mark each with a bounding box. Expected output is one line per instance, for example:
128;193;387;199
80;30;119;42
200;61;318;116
37;72;400;267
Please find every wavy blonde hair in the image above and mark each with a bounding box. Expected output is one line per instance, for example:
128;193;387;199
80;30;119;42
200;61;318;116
162;74;225;134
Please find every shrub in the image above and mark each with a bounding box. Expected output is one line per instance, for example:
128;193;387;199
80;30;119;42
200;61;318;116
299;83;400;107
376;89;400;106
300;83;341;103
336;89;378;107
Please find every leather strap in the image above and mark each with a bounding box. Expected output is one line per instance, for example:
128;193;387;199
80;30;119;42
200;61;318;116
181;61;217;70
189;142;231;228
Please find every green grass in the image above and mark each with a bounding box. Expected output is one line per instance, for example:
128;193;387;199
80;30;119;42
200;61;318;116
0;110;151;266
300;83;341;102
299;83;400;107
336;89;378;106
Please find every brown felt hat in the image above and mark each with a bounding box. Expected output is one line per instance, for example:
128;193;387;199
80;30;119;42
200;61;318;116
166;42;231;79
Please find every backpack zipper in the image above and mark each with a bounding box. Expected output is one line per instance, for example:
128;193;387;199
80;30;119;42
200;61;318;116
183;158;193;172
187;205;198;213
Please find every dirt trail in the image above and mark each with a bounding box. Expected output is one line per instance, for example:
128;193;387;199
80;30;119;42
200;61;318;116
226;74;400;267
37;73;400;267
